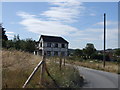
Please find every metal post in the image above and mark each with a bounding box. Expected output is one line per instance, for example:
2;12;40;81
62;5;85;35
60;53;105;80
103;13;106;67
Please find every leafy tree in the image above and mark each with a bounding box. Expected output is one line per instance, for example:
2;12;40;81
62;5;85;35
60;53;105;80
83;43;96;59
73;49;83;57
13;35;21;50
24;38;36;53
6;40;14;49
115;49;120;56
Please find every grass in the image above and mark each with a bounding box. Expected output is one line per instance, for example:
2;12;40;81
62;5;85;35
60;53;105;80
2;49;84;88
66;58;118;74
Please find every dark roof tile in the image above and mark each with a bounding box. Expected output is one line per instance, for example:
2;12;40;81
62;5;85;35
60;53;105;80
39;35;68;43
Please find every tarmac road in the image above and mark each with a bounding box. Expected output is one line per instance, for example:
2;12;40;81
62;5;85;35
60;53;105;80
76;66;119;88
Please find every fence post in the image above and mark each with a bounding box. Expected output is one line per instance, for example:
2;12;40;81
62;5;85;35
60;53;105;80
40;55;46;85
59;55;62;71
64;57;65;66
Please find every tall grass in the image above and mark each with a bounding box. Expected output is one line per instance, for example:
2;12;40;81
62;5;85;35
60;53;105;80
66;59;118;74
2;50;84;88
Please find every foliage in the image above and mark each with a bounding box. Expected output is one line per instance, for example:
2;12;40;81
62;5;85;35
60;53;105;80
83;43;96;59
73;49;83;57
115;49;120;56
2;50;84;88
0;24;8;47
1;24;8;41
3;34;36;53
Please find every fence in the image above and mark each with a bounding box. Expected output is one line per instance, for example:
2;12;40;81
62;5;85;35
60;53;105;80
22;55;66;88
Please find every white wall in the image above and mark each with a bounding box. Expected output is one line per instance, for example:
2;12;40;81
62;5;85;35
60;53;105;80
38;40;68;56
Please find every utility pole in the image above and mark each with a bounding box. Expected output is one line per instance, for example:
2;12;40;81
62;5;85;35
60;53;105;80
103;13;106;67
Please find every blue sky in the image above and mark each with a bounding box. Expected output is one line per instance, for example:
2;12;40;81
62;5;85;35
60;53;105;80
2;1;118;50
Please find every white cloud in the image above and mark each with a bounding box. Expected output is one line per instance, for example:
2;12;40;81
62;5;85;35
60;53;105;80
95;21;118;26
16;1;118;49
7;34;14;37
6;31;15;39
17;0;84;36
6;31;15;34
17;12;79;36
41;0;84;23
90;13;96;16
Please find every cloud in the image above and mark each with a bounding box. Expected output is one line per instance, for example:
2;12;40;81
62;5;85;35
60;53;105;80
89;13;96;16
41;0;84;23
6;31;15;34
95;21;118;27
16;1;117;49
17;0;85;36
17;11;79;36
6;31;15;39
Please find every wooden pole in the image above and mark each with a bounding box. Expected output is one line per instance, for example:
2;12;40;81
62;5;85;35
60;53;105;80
59;54;62;70
103;13;106;67
22;60;43;88
64;57;65;66
40;55;46;85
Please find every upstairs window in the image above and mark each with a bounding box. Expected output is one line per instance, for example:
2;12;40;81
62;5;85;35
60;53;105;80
40;43;42;47
62;44;65;48
55;43;58;48
47;43;51;47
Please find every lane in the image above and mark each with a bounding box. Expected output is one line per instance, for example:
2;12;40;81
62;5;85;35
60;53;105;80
76;66;118;88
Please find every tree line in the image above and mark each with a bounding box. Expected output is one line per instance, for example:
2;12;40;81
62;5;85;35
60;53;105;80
70;43;120;62
1;24;120;61
1;24;36;53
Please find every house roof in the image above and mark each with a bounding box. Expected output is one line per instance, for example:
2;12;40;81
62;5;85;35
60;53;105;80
39;35;69;44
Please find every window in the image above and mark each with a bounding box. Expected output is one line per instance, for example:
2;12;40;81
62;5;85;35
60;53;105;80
47;43;51;47
47;51;51;56
40;43;42;47
62;44;65;48
55;43;58;48
54;51;58;56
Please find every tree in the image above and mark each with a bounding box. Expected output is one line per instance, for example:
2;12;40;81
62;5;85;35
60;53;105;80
13;35;21;50
73;49;83;57
24;38;36;53
83;43;96;59
0;24;8;47
115;49;120;56
6;40;14;49
0;24;8;41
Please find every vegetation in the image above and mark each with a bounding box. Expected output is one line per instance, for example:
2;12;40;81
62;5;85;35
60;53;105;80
2;49;84;88
115;48;120;56
83;43;96;59
66;58;118;74
1;24;36;53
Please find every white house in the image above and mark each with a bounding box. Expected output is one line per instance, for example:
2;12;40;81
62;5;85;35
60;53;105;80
35;35;69;56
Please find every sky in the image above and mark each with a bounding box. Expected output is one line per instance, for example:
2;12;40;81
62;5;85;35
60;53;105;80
1;1;118;50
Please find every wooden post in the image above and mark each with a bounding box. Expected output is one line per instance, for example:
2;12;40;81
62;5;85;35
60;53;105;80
64;57;65;66
40;55;46;85
59;55;62;71
22;60;43;88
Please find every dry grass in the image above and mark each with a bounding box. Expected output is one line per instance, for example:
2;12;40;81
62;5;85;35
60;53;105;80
66;59;118;74
2;50;84;88
2;49;42;88
47;58;84;88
